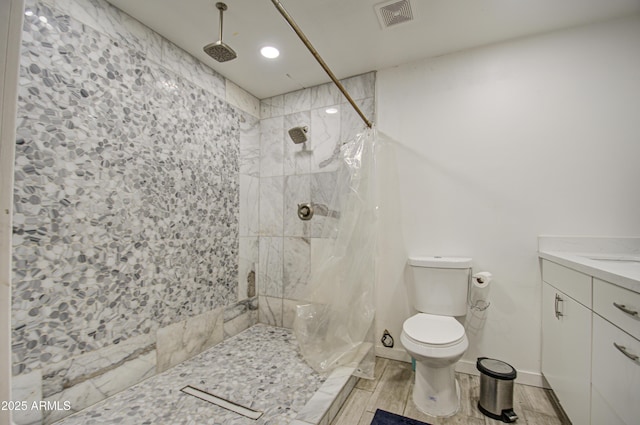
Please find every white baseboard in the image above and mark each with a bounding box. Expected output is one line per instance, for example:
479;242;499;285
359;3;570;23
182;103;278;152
455;360;549;388
375;347;549;389
375;345;410;362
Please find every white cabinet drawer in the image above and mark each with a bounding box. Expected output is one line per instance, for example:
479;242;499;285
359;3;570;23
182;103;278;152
594;278;640;340
542;260;592;307
592;314;640;425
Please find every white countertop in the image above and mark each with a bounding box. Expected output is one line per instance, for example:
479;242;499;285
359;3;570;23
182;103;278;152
539;250;640;294
538;236;640;294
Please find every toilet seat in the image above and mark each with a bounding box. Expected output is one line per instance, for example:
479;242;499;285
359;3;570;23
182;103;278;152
402;313;465;347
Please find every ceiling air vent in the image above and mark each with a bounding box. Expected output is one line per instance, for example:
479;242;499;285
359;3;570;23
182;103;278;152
374;0;414;29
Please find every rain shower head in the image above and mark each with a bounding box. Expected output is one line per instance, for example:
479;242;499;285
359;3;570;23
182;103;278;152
203;2;237;62
288;126;308;144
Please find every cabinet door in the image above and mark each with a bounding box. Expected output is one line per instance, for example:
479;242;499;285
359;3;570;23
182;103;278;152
541;282;592;425
592;314;640;425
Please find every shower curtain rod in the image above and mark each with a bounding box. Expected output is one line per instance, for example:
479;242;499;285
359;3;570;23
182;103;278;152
270;0;374;129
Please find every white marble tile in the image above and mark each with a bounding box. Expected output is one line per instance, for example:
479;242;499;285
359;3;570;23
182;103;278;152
328;375;359;422
223;300;253;323
238;237;258;300
53;0;122;40
310;105;342;173
239;174;259;237
258;237;283;298
284;111;313;175
260;116;284;177
52;0;162;65
261;95;285;118
120;13;163;64
260;99;272;119
311;82;344;109
160;38;226;99
156;308;224;373
271;94;285;117
240;112;260;177
12;369;43;425
283;237;311;300
226;79;260;118
282;298;300;329
311;238;335;276
284;174;311;237
284;88;311;115
259;176;284;236
311;172;340;238
294;386;334;424
43;350;156;424
223;309;257;339
340;97;375;143
41;333;156;398
258;296;283;327
341;72;376;101
295;366;356;425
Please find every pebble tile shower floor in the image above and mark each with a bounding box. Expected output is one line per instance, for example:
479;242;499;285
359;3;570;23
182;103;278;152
54;325;328;424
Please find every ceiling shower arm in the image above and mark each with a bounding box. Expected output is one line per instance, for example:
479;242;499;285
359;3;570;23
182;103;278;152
217;2;226;42
269;0;373;129
218;7;223;41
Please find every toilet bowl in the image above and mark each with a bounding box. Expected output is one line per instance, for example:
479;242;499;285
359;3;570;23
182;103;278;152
401;313;469;417
401;256;471;417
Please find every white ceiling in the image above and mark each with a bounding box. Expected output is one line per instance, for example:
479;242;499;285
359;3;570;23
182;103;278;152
105;0;640;99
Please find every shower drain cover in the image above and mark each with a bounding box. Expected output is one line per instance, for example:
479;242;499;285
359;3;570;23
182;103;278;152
181;385;263;419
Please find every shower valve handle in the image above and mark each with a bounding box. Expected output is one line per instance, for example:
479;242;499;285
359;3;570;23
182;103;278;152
297;203;314;221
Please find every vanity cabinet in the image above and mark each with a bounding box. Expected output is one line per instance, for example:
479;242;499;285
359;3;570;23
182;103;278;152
541;259;640;425
541;261;592;425
591;279;640;425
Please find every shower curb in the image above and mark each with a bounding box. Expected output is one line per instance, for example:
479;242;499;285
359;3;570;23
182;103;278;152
291;366;359;425
292;342;373;425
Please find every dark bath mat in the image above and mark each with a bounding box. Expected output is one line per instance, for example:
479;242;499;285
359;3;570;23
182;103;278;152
370;409;432;425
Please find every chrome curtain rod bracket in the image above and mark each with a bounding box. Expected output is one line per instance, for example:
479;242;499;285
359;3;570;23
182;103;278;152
269;0;373;129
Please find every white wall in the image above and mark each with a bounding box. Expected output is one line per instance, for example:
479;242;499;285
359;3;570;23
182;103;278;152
1;0;24;423
376;14;640;383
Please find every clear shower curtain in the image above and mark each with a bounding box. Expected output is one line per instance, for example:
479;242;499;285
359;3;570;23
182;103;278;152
293;127;400;379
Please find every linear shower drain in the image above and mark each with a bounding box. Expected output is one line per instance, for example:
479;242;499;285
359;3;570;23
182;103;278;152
180;385;263;420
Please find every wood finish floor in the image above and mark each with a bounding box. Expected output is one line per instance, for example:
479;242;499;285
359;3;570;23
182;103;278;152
331;358;571;425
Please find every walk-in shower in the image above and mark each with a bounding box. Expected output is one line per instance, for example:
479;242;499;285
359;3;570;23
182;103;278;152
203;2;237;62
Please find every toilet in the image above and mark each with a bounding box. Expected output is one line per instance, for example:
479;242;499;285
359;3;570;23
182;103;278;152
400;256;472;417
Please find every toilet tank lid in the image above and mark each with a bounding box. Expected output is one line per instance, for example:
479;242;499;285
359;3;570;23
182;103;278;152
408;256;472;268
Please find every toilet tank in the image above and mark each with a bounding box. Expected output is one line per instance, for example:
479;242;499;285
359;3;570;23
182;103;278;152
407;256;472;316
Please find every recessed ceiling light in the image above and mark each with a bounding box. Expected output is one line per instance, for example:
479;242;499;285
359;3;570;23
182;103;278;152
325;107;339;114
260;46;280;59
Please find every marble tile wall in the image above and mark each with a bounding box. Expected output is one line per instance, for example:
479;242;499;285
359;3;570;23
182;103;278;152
12;0;258;422
257;72;376;328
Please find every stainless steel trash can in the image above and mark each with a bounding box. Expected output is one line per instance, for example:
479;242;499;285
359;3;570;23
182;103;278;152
477;357;518;423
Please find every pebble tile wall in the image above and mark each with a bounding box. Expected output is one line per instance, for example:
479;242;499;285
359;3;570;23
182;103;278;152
13;0;239;375
11;0;259;422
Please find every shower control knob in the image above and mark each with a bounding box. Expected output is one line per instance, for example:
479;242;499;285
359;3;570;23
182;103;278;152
297;203;314;221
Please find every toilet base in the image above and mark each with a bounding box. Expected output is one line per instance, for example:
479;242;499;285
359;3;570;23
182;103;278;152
412;362;460;417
